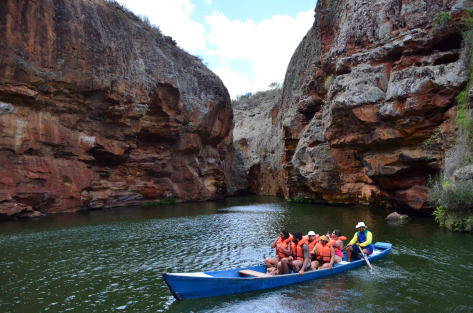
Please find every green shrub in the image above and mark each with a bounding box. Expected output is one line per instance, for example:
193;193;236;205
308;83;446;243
432;12;452;32
286;196;315;204
142;197;178;206
429;176;473;231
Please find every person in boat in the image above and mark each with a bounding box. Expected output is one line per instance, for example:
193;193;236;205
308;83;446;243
279;231;310;275
264;228;293;275
346;222;374;262
328;229;346;264
306;231;321;270
311;235;335;270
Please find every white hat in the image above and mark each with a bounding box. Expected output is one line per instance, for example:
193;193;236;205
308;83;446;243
356;222;366;229
307;231;316;236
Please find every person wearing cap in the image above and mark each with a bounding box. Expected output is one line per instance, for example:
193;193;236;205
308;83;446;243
346;222;375;262
307;231;320;269
311;235;335;270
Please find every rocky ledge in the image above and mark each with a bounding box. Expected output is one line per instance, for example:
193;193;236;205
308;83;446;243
233;0;473;211
0;0;232;218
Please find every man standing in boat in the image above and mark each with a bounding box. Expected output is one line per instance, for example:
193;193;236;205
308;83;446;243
345;222;374;262
279;231;310;275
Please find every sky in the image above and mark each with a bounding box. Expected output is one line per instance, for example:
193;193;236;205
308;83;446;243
119;0;316;99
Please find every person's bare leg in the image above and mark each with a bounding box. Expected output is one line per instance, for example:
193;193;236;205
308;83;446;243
334;255;342;263
277;261;283;275
265;257;279;273
321;262;330;269
265;257;278;268
346;246;354;262
363;249;369;255
292;260;303;273
281;258;291;274
311;260;320;270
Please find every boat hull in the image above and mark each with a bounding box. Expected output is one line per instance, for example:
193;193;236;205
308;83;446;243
163;242;392;300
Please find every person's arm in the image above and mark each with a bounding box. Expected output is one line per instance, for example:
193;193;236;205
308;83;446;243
298;244;310;275
270;237;279;249
334;239;343;250
328;246;335;270
348;233;358;246
278;242;292;256
360;231;373;247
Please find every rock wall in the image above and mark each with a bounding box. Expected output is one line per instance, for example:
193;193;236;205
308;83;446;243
240;0;473;211
0;0;232;217
228;89;283;195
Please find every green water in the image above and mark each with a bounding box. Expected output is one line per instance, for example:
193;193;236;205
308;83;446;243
0;196;472;312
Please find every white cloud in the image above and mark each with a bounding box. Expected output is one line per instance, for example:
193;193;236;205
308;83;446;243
118;1;314;99
205;10;314;97
121;0;206;52
213;66;252;99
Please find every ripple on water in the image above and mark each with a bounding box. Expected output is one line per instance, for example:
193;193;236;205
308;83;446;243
1;197;473;312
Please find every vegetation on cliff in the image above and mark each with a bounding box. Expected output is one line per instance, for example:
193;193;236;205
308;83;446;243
232;82;282;103
428;11;473;232
141;197;178;206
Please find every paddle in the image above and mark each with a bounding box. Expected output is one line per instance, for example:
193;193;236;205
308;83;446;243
358;246;373;270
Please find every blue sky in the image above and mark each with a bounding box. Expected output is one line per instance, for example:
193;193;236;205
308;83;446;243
120;0;316;98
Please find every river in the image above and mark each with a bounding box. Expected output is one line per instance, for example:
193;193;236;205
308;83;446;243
1;196;472;312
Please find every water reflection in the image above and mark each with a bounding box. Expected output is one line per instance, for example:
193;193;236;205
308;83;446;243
1;196;472;312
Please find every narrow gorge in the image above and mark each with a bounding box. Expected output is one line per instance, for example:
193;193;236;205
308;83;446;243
1;0;473;219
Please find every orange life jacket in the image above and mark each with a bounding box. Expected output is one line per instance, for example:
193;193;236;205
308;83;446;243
315;242;323;260
308;236;321;251
275;234;293;258
291;236;310;261
327;236;346;252
319;244;332;262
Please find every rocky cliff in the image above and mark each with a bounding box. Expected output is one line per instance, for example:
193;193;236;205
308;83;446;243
0;0;232;218
228;89;283;195
233;0;473;210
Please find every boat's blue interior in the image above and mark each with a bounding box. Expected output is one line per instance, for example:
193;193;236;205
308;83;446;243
204;243;390;278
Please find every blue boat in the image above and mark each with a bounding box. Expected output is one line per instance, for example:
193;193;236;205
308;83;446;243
162;242;392;300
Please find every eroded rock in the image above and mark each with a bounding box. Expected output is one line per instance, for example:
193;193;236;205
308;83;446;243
0;0;232;214
239;0;471;210
0;203;41;219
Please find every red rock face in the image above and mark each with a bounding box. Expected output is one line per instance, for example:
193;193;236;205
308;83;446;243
252;0;471;210
0;0;232;217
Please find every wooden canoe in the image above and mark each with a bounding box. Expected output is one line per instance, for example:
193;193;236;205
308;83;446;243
162;242;392;300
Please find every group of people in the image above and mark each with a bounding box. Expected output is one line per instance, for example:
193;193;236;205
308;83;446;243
264;222;374;275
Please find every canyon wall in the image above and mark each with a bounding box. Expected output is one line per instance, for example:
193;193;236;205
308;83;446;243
229;89;283;195
0;0;232;218
234;0;473;210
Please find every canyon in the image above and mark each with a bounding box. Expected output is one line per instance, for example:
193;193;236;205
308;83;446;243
2;0;472;219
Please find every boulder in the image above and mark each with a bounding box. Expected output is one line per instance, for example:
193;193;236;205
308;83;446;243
386;212;409;220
